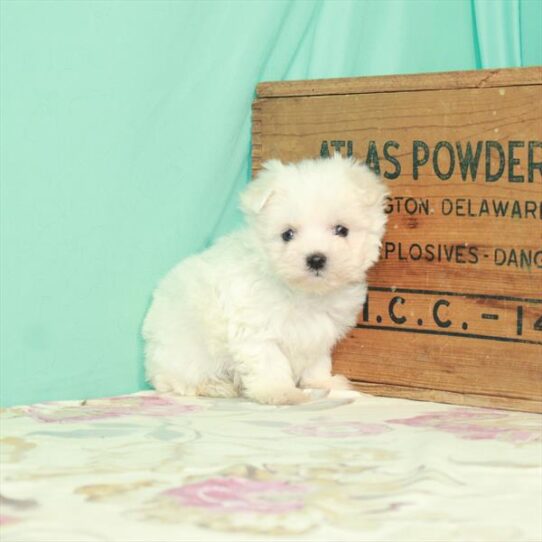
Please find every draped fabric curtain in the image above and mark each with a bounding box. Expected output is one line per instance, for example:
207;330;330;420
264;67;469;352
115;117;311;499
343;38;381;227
1;0;540;405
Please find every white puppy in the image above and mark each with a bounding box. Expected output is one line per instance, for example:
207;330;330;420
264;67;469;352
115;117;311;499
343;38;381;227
143;154;388;405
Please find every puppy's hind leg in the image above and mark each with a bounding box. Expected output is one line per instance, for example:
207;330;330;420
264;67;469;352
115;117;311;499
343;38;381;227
196;378;239;398
151;373;239;399
145;335;213;398
147;342;239;399
152;373;196;395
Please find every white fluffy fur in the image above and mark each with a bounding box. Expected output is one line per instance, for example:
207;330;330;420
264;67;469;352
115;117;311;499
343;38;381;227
143;154;388;405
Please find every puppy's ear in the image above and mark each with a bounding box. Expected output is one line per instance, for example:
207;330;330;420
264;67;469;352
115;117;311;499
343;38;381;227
346;159;389;236
240;159;283;216
349;160;389;208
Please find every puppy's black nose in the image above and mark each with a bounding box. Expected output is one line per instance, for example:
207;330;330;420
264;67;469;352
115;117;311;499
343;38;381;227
306;252;327;271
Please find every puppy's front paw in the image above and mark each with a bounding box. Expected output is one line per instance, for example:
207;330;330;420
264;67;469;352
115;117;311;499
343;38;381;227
245;387;310;406
328;374;354;390
301;374;354;391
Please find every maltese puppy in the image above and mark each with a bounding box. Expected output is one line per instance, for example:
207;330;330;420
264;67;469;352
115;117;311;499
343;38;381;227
143;154;388;405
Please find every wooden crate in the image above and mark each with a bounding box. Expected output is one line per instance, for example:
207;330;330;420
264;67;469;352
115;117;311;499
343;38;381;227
252;67;542;413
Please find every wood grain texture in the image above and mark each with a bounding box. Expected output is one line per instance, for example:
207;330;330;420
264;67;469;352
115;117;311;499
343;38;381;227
334;326;541;400
257;66;542;98
351;382;542;414
252;67;542;412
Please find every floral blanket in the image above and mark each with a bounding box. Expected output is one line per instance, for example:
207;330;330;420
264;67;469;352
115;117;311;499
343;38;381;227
1;391;541;542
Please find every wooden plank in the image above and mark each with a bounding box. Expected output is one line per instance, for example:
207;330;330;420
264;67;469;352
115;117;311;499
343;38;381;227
351;382;542;414
257;66;542;98
334;325;541;401
252;86;542;292
252;67;542;412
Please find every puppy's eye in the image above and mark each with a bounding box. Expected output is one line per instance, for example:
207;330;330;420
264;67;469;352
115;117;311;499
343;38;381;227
281;229;295;242
334;225;349;237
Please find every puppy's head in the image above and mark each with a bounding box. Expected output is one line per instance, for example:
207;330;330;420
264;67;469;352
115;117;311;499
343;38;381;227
241;154;388;294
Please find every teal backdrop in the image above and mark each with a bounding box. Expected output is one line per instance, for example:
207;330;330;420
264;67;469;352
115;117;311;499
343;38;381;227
1;0;541;406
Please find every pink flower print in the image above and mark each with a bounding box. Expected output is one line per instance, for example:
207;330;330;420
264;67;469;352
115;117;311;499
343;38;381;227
164;477;307;514
0;514;20;525
387;408;541;443
285;421;391;438
25;393;202;423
